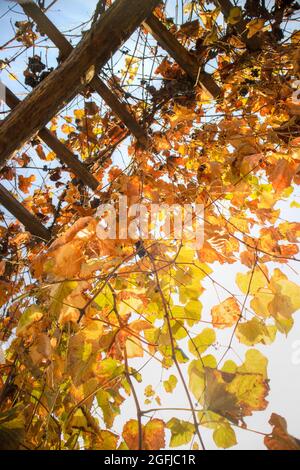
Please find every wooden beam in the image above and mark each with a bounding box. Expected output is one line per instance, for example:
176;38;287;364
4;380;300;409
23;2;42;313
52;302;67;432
5;87;99;191
90;79;148;145
143;14;221;99
0;183;51;241
0;0;160;169
21;1;148;145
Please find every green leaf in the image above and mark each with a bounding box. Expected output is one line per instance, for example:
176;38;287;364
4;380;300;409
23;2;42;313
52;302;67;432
184;299;202;326
49;281;78;317
188;355;217;402
16;304;43;336
213;423;237;448
97;389;121;428
166;418;195;447
163;374;178;393
227;6;242;25
188;328;216;356
175;347;189;363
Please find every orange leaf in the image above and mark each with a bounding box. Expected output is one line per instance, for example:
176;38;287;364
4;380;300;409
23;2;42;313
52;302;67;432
143;419;165;450
269;159;294;193
265;413;300;450
211;297;241;329
18;175;36;193
122;419;139;450
122;419;166;450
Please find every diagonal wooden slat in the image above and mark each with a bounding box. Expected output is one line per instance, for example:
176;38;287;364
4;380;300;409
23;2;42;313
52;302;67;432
21;1;148;145
143;14;221;99
0;0;160;170
0;183;51;241
5;87;99;191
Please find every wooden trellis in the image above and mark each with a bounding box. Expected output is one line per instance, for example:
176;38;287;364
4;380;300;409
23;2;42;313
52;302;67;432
0;0;250;241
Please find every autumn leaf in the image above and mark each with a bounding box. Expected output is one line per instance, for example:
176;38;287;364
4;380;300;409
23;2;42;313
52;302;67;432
163;374;178;393
18;174;36;193
265;414;300;450
204;368;242;424
246;18;266;38
227;372;269;416
122;419;165;450
29;332;52;365
91;430;118;450
188;328;216;356
213;423;237;449
188;355;217;402
0;260;6;276
61;123;75;134
169;103;198;127
236;267;267;295
166;418;195;448
211;297;241;329
143;419;165;450
227;7;242;25
16;305;43;337
0;406;25;450
236;317;277;346
269;159;294;193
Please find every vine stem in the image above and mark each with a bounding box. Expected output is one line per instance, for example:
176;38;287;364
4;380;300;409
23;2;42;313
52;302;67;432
124;349;143;450
149;254;206;451
109;283;144;451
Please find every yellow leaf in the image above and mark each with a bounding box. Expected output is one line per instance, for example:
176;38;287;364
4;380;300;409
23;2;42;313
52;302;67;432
169;103;197;127
74;109;85;119
61;123;75;134
291;30;300;44
184;299;202;325
166;418;195;448
250;288;273;318
163;374;178;393
222;360;237;374
238;349;268;379
213;423;237;448
125;336;143;358
203;27;218;45
16;305;43;337
236;317;277;346
227;7;242;25
92;430;118;450
236;267;267;295
227;373;269;415
270;269;300;315
188;355;217;402
188;328;216;356
246;18;265;38
176;245;195;263
8;73;17;81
